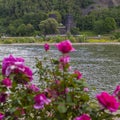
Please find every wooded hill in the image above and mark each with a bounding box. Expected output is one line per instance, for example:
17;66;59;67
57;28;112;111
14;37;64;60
0;0;120;36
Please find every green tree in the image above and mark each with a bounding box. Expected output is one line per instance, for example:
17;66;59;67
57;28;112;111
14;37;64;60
39;18;59;35
10;19;23;28
93;20;104;34
8;24;17;36
109;7;120;27
80;0;93;8
94;17;117;34
103;17;117;33
78;15;95;30
22;12;47;30
71;27;80;35
48;11;61;23
17;24;26;36
90;9;110;20
0;0;120;36
26;24;34;36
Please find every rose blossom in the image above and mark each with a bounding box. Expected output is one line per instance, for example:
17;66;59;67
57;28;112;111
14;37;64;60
16;107;25;115
0;112;4;120
2;78;12;88
44;88;58;98
83;88;89;92
27;84;40;92
59;56;70;64
74;70;82;80
44;43;50;51
55;80;61;85
56;40;75;54
59;56;71;70
12;66;33;84
74;114;91;120
23;66;33;81
64;88;70;94
96;91;119;112
2;55;33;82
2;54;24;76
113;85;120;100
34;93;51;109
0;93;7;103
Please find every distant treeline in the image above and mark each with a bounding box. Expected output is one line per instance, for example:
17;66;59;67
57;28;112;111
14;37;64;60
0;0;120;36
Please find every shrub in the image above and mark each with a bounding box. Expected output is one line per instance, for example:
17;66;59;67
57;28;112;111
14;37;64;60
117;38;120;42
112;32;120;40
75;35;87;42
0;40;120;120
71;27;80;35
3;39;12;44
39;18;59;36
94;17;117;34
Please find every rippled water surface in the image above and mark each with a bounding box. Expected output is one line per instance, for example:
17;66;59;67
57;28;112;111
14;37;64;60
0;44;120;94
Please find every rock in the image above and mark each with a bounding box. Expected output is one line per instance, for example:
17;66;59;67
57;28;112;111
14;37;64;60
82;0;120;15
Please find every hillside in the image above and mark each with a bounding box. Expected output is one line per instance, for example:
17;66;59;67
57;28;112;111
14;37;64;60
0;0;120;36
94;0;120;7
82;0;120;15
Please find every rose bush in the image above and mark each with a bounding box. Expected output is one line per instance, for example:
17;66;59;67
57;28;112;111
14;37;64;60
0;40;120;120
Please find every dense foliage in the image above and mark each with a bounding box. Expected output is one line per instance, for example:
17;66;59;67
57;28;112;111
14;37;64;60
0;40;120;120
0;0;120;36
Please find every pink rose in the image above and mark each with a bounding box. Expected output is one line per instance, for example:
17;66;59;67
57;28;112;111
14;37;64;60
74;70;82;80
27;84;40;92
0;93;7;103
2;55;33;82
2;54;24;76
83;88;89;92
44;88;58;98
59;56;71;70
34;93;51;109
16;107;25;115
55;80;61;85
59;55;70;64
2;78;12;88
64;88;70;94
113;85;120;100
23;66;33;81
56;40;75;54
44;43;50;51
74;114;91;120
96;91;119;112
0;112;4;120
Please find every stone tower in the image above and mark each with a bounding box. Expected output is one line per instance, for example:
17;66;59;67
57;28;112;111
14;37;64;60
65;14;75;32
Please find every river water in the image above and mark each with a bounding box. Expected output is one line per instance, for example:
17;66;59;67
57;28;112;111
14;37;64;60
0;44;120;94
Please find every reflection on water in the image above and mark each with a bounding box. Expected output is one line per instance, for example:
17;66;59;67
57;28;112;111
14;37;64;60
0;44;120;94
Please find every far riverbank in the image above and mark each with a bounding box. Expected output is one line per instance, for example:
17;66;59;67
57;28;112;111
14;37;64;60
0;42;120;46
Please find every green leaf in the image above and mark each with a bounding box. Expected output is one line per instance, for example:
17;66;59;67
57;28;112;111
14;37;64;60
80;94;89;102
66;94;72;103
17;99;22;106
57;103;67;113
10;107;16;113
52;59;59;64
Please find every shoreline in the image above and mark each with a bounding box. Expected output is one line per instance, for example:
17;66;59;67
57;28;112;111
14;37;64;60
0;42;120;46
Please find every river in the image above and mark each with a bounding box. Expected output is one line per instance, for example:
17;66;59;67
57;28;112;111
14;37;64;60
0;44;120;94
